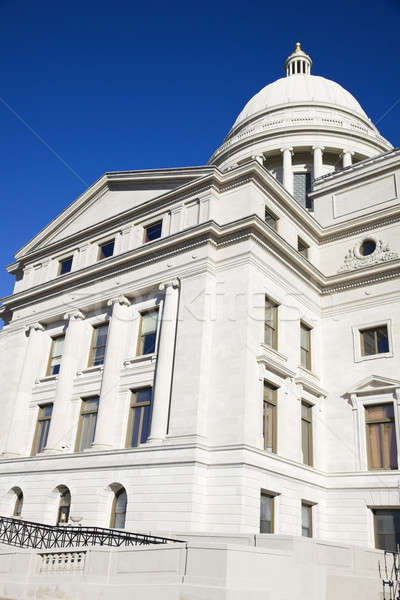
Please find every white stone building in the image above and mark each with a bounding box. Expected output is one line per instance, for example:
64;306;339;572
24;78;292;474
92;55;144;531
0;42;400;565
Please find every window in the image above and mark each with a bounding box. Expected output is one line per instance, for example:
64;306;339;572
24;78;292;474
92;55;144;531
137;309;158;355
300;322;311;370
126;388;152;447
373;509;400;552
365;404;398;470
110;487;127;529
13;488;23;517
58;256;73;276
98;239;115;260
360;325;389;356
360;239;376;256
297;237;309;258
301;401;313;466
88;324;108;367
32;404;53;455
46;335;65;376
264;296;278;349
143;221;162;243
293;172;312;209
263;383;277;453
75;397;99;452
265;208;278;230
57;487;71;525
301;502;313;537
260;492;274;533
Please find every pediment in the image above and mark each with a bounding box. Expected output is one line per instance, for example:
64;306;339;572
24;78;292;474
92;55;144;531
348;375;400;395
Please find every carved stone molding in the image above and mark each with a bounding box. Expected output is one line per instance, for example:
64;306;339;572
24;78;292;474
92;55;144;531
107;295;131;308
24;322;45;335
339;240;399;272
64;310;86;321
159;279;180;292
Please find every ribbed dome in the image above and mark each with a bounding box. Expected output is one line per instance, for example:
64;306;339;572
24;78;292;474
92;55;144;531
233;74;368;128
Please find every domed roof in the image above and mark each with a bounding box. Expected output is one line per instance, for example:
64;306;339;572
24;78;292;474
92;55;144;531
233;74;368;128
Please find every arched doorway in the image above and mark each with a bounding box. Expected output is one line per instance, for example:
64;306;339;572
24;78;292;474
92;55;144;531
56;485;71;525
110;485;127;529
12;487;23;517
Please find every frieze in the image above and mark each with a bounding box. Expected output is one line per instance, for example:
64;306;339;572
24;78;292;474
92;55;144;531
339;239;399;272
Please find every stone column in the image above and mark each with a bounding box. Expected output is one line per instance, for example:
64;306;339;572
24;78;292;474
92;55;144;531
90;296;131;451
148;279;180;444
342;150;354;168
312;145;324;179
281;147;293;195
44;310;86;454
4;322;45;457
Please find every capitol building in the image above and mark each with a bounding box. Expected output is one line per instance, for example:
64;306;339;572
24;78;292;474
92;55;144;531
0;44;399;599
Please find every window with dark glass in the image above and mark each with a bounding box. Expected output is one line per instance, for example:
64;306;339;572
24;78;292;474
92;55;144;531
126;388;152;447
301;401;313;466
75;397;99;452
32;404;53;455
260;492;274;533
360;325;389;356
263;383;277;453
265;208;278;230
110;487;127;529
58;256;73;276
293;172;312;209
301;502;313;537
366;404;398;470
137;309;158;355
143;221;162;243
88;324;108;367
13;489;23;517
360;239;376;256
264;296;278;349
373;509;400;552
46;336;65;376
300;322;311;370
98;239;115;260
297;237;309;258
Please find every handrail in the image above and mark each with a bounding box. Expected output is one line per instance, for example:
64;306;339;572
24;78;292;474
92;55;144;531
0;516;183;549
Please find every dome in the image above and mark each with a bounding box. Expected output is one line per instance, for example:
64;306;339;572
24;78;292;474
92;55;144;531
233;74;368;129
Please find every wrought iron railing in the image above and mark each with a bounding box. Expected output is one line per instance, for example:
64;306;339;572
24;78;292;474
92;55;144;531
0;516;182;550
379;550;400;600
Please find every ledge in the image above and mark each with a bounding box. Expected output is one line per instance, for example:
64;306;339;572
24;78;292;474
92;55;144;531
123;354;157;367
257;352;295;379
76;365;104;376
35;374;58;385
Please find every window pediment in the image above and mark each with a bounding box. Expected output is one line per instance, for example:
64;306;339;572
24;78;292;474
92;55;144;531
347;375;400;397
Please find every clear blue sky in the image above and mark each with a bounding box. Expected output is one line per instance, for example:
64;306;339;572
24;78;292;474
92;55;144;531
0;0;399;298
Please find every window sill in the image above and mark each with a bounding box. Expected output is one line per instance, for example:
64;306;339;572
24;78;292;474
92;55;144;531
356;351;393;363
297;366;320;380
260;344;288;363
77;365;104;376
35;374;58;385
123;354;157;367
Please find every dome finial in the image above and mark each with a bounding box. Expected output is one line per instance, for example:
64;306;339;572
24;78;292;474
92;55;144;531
284;42;312;77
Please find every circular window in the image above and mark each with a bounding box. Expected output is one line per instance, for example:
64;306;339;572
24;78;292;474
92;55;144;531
360;239;376;256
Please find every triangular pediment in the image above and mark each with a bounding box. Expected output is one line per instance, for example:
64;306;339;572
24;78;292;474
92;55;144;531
348;375;400;395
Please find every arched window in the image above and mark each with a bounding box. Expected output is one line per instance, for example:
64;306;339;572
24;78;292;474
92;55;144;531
56;486;71;525
110;487;127;529
12;488;23;517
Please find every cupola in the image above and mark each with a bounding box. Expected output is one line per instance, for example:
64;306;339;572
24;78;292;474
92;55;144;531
284;42;312;76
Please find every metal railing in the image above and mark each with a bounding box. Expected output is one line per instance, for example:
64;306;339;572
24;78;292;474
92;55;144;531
0;516;182;550
379;550;400;600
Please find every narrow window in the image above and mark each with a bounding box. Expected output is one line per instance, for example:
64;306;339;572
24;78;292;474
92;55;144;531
264;296;278;349
360;325;389;356
301;502;313;537
110;487;127;529
260;492;274;533
143;221;162;243
301;401;313;466
75;397;99;452
13;489;23;517
137;309;158;356
373;509;400;551
58;256;73;276
300;322;311;370
365;404;398;470
32;404;53;455
293;173;312;208
263;382;277;453
98;239;115;260
126;388;152;447
88;324;109;367
57;487;71;525
297;237;309;258
46;335;65;376
265;208;278;230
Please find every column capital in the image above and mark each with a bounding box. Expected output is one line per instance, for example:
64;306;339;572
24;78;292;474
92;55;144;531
395;388;400;403
349;393;358;409
64;309;86;322
280;146;293;154
24;322;45;335
341;149;355;157
312;145;325;151
107;295;131;308
159;279;180;292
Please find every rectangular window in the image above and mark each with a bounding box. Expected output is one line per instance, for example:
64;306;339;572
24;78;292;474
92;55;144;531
75;397;99;452
260;492;274;533
297;237;309;258
32;404;53;455
46;335;65;376
301;502;313;537
98;239;115;260
88;324;109;367
126;388;152;447
301;401;313;466
366;404;398;470
263;382;277;453
143;221;162;243
265;208;278;230
58;257;73;276
373;509;400;552
360;325;389;356
137;309;158;355
264;296;278;349
300;322;311;370
293;172;312;209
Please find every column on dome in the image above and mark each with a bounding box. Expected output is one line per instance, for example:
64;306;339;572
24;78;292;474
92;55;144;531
4;323;46;457
147;279;180;444
90;296;131;451
281;147;294;195
342;150;354;168
312;145;324;179
44;310;86;454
